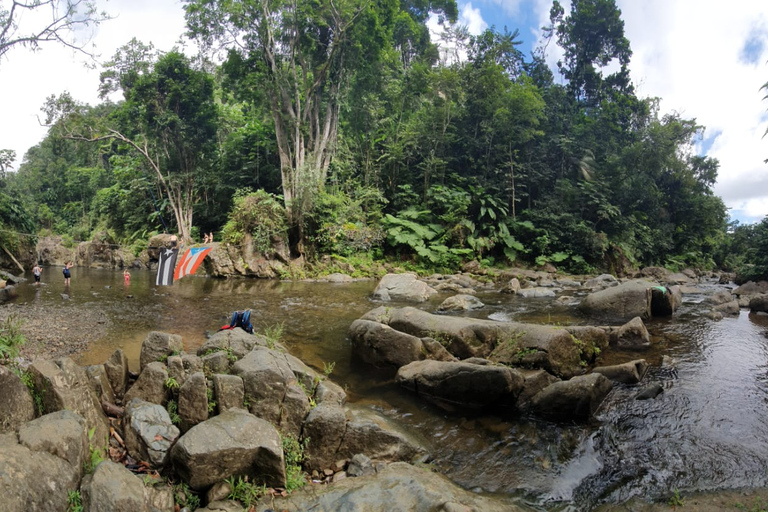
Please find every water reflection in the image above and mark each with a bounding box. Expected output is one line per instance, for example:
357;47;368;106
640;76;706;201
10;268;768;509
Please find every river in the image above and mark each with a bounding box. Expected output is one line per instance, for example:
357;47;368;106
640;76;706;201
10;267;768;510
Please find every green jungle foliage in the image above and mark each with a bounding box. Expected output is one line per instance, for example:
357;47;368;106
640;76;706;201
0;0;763;274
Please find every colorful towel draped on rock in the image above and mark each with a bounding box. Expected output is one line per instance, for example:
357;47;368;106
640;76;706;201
174;246;213;280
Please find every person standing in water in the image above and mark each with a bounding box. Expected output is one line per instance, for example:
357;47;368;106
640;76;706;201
63;261;72;286
123;268;131;285
33;263;42;285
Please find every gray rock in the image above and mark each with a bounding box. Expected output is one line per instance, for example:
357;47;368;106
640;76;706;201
212;374;245;412
396;360;524;412
199;501;244;512
178;372;209;432
347;453;375;477
361;306;583;378
0;432;79;511
81;461;147;512
170;408;285;490
28;357;110;449
124;362;169;406
705;310;724;321
167;355;187;389
326;273;353;283
349;319;425;369
123;399;180;468
734;281;768;296
518;287;557;298
437;294;485;312
18;410;88;477
254;462;526;512
197;328;265;360
181;354;204;374
0;365;35;433
592;359;648;384
314;379;347;407
750;294;768;313
707;290;734;305
144;484;174;512
104;348;130;400
85;364;116;406
500;277;521;294
140;331;183;372
579;279;657;322
713;300;740;316
583;274;617;289
202;351;231;375
232;348;311;435
372;273;438;302
515;369;561;409
635;383;664;400
610;317;650;350
338;406;427;463
530;373;613;420
302;402;347;471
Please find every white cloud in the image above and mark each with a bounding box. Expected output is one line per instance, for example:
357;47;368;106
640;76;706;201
429;2;488;65
460;3;489;35
0;0;189;170
530;0;768;222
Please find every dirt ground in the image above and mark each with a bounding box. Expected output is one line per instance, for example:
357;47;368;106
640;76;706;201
0;301;112;364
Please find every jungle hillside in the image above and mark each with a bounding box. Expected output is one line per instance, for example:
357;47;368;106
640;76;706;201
2;0;768;281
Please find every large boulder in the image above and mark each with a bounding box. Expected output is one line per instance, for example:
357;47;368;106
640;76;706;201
27;357;110;448
579;279;658;322
372;273;438;302
515;369;561;410
301;402;347;471
583;274;618;289
706;290;734;306
18;410;89;480
36;235;77;266
139;332;184;372
81;461;147;512
529;373;613;421
338;406;427;463
734;281;768;296
124;362;169;406
750;294;768;313
197;328;267;360
349;319;425;369
396;359;524;412
170;408;285;490
232;348;311;436
360;306;583;377
0;432;80;512
0;365;36;433
436;294;485;311
714;300;740;316
123;399;180;468
254;462;528;512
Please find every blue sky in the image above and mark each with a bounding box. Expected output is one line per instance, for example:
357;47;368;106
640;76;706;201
2;0;768;223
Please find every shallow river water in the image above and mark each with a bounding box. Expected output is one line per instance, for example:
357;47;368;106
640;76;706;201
11;268;768;510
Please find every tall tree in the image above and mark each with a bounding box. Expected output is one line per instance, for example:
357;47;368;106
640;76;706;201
551;0;632;105
184;0;457;238
44;49;219;241
0;0;109;64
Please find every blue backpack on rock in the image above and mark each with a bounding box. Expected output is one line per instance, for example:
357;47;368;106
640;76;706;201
220;309;254;334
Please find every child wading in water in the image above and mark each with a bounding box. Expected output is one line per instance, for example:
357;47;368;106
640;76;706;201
123;268;131;285
33;263;42;285
63;262;73;286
